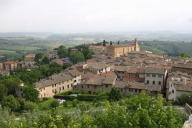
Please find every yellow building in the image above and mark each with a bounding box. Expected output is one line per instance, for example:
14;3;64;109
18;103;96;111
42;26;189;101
35;71;81;98
106;39;140;57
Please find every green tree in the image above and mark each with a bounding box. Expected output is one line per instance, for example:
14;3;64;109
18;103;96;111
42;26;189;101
42;56;50;64
50;100;59;109
63;63;71;69
69;51;85;64
82;48;94;60
57;45;68;58
0;84;7;101
109;87;122;101
1;95;20;112
175;93;192;105
23;86;39;102
72;99;79;107
24;101;38;112
179;53;190;58
0;76;20;95
35;53;43;63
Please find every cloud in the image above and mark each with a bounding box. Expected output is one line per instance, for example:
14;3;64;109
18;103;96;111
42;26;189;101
189;18;192;23
0;0;192;32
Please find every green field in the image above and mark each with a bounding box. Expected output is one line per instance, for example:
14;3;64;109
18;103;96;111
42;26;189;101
0;50;16;54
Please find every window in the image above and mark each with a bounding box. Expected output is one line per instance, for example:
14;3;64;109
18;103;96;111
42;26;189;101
147;74;150;77
105;85;108;88
158;81;161;85
63;87;64;90
81;85;83;88
153;81;155;85
146;80;149;84
87;85;89;88
158;74;162;78
152;74;156;77
67;85;69;88
172;90;174;93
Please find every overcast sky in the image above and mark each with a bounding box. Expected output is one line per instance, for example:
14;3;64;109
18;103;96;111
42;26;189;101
0;0;192;33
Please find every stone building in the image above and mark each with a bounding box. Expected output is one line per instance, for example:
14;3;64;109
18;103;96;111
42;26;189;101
24;53;36;67
114;66;145;82
83;62;111;75
75;74;117;94
106;39;140;57
172;64;192;75
166;72;192;101
35;72;81;98
0;61;23;71
116;81;162;96
44;50;59;60
144;67;167;86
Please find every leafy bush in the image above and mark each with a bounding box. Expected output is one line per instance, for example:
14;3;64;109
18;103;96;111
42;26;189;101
77;94;97;101
63;101;68;107
0;92;187;128
50;100;59;109
109;87;122;101
72;99;79;107
24;101;38;112
175;94;192;105
39;98;55;110
1;95;20;112
54;95;77;100
23;85;39;102
77;104;91;112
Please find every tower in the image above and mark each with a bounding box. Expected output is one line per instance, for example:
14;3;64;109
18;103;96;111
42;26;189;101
134;38;140;51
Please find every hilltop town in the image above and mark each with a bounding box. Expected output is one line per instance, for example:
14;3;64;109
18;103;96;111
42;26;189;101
1;38;192;127
0;39;189;101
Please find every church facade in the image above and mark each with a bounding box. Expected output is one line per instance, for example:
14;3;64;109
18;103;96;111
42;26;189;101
106;39;140;57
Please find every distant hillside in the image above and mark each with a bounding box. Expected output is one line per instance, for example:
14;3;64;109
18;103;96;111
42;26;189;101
141;41;192;56
1;32;192;61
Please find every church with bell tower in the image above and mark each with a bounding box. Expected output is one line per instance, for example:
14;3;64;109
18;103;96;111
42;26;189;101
105;38;140;57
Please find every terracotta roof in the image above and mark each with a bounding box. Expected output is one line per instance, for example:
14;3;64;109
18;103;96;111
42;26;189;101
35;72;74;89
128;82;162;92
82;74;117;86
87;62;110;70
3;61;18;64
173;64;192;69
114;66;145;74
144;67;165;74
115;81;128;88
175;84;192;92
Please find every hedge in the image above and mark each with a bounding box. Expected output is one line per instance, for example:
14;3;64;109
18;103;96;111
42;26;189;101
77;94;97;101
54;91;109;101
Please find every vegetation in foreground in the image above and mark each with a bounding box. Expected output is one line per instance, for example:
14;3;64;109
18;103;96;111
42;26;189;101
0;92;187;128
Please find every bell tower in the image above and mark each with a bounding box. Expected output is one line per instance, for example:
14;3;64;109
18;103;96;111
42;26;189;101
134;38;140;51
